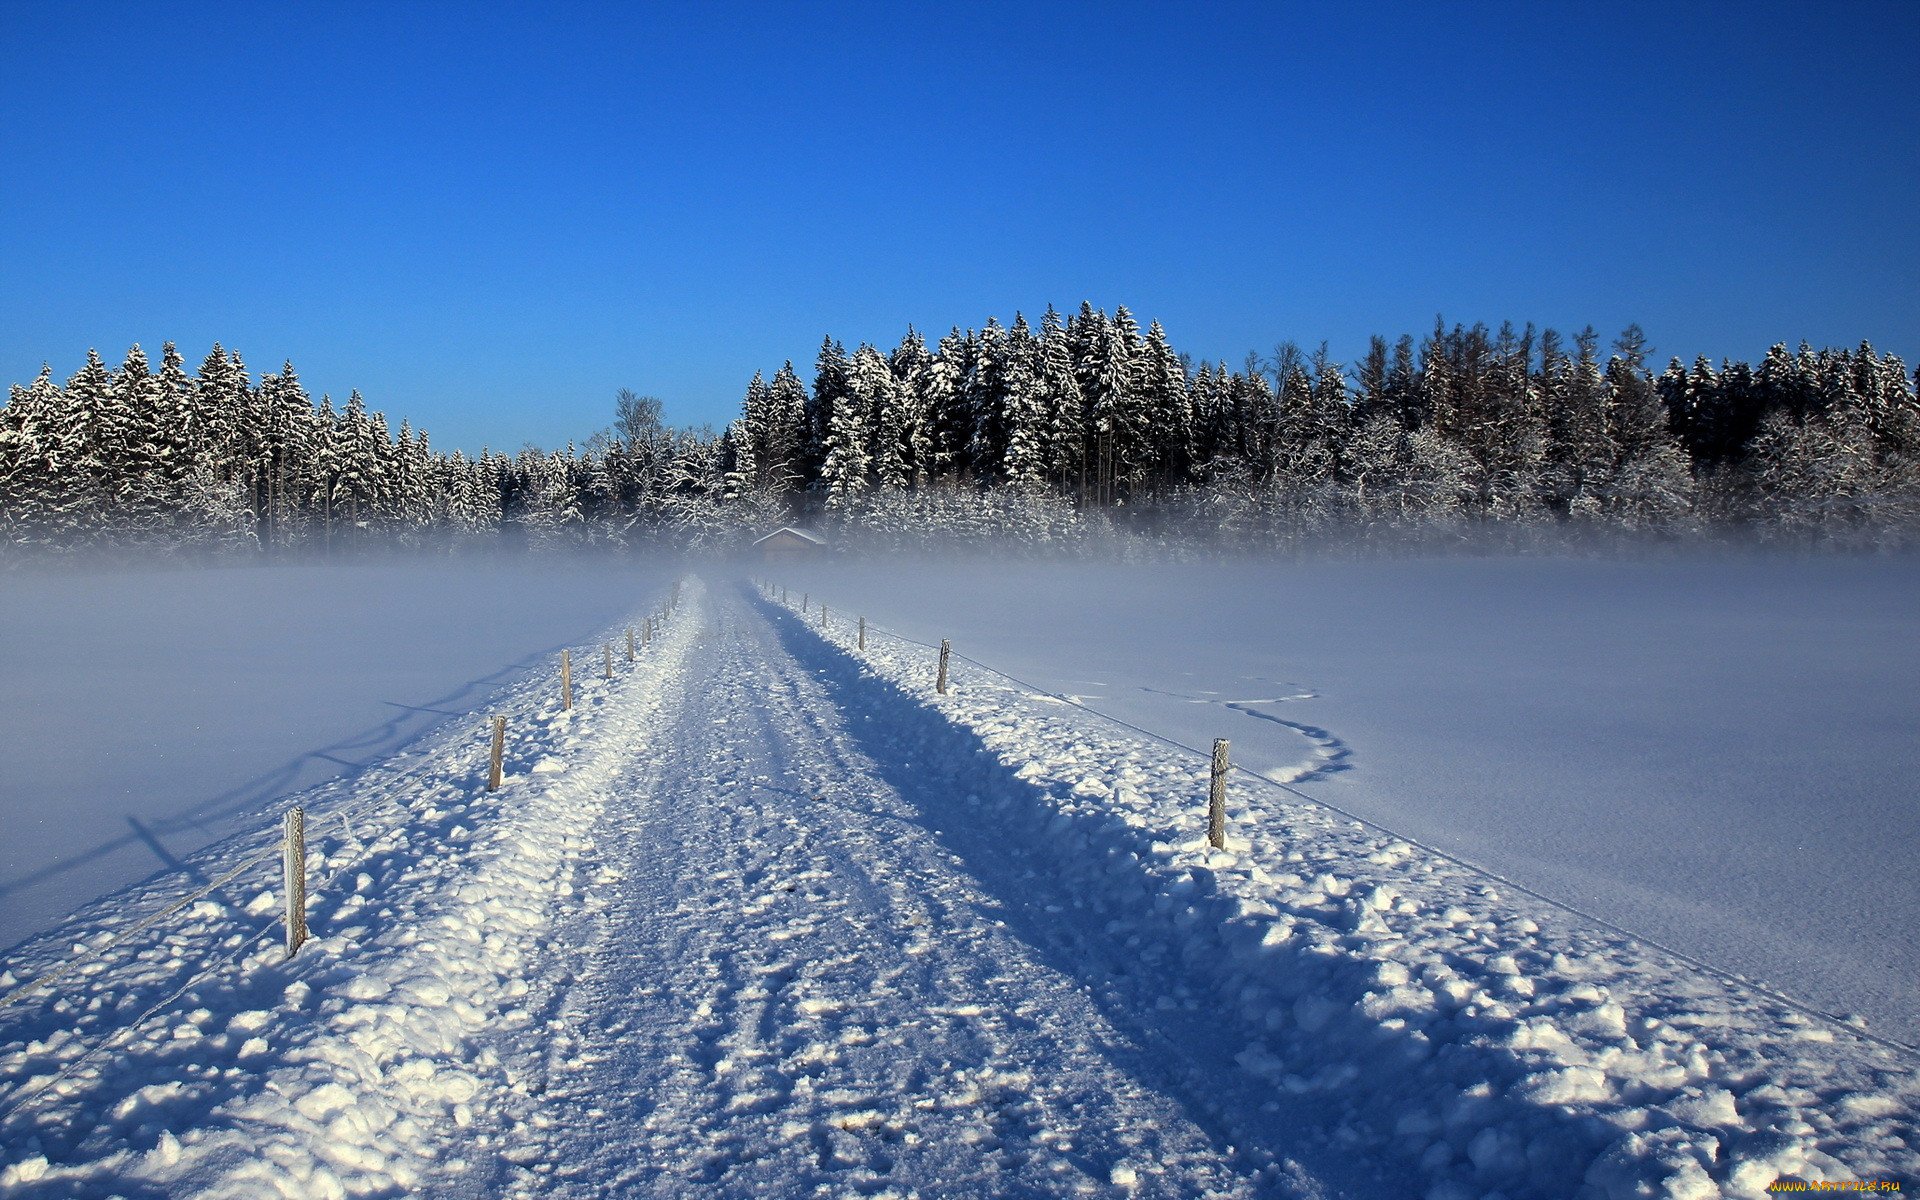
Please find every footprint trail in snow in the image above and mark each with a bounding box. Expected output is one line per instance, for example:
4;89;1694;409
514;586;1289;1197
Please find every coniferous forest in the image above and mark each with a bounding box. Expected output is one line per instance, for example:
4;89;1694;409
4;303;1918;557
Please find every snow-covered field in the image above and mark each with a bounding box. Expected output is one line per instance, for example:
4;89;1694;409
775;553;1920;1050
0;559;677;952
0;565;1913;1197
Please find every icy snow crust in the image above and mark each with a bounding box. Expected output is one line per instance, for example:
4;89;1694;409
0;576;1912;1198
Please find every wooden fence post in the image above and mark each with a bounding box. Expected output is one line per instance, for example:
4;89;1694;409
627;627;636;662
1208;739;1230;850
781;585;787;604
672;580;682;610
820;602;828;629
283;806;308;958
858;616;866;650
604;644;613;679
560;649;573;712
488;715;505;791
937;639;951;695
803;591;808;612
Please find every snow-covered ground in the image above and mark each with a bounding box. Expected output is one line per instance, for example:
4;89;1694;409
0;573;1912;1197
0;558;677;953
773;553;1920;1051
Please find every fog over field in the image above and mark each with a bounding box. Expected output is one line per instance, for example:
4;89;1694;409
0;557;676;951
773;548;1920;1044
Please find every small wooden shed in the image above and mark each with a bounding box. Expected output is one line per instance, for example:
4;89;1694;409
753;526;826;561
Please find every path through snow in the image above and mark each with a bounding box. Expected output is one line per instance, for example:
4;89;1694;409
508;583;1320;1196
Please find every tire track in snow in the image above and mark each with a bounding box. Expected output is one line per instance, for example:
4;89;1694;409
515;587;1288;1198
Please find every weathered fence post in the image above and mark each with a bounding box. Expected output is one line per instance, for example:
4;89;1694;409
604;644;613;679
488;715;505;792
937;639;951;695
283;806;308;959
627;627;636;662
858;616;866;650
1208;738;1230;850
560;649;573;712
803;591;808;612
820;602;828;629
672;580;682;610
781;585;787;604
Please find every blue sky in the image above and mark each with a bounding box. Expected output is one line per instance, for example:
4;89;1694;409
2;1;1915;455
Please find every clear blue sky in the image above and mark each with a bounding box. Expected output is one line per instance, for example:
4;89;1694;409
3;1;1915;455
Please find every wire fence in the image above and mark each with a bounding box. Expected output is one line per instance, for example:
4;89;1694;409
0;580;690;1126
757;577;1920;1064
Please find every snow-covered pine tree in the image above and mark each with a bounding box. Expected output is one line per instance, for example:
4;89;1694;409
1601;327;1693;526
1138;320;1192;496
257;362;321;546
1033;307;1081;497
1472;322;1547;519
1269;346;1339;512
765;362;810;495
962;319;1008;484
737;370;772;492
1229;363;1280;479
722;418;758;502
1543;327;1614;518
858;343;911;492
100;344;173;537
887;329;935;488
57;349;117;539
394;419;433;538
1093;305;1146;502
1187;362;1227;475
151;343;201;511
923;329;968;485
332;390;376;537
820;348;875;508
809;337;851;488
1000;315;1049;492
0;365;70;543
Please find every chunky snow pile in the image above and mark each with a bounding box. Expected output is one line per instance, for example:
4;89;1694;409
0;585;695;1198
762;584;1918;1198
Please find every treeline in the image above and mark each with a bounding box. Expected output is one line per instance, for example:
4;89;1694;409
3;306;1918;556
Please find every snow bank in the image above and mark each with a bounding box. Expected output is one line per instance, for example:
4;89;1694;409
0;580;695;1197
772;553;1920;1047
759;579;1919;1199
0;558;677;952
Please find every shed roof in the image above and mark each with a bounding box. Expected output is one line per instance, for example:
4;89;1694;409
751;526;826;547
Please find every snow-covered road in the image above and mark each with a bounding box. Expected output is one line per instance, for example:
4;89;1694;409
514;583;1303;1197
2;575;1914;1199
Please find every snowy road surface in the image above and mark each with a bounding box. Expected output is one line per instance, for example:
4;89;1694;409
0;576;1913;1198
517;586;1309;1197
